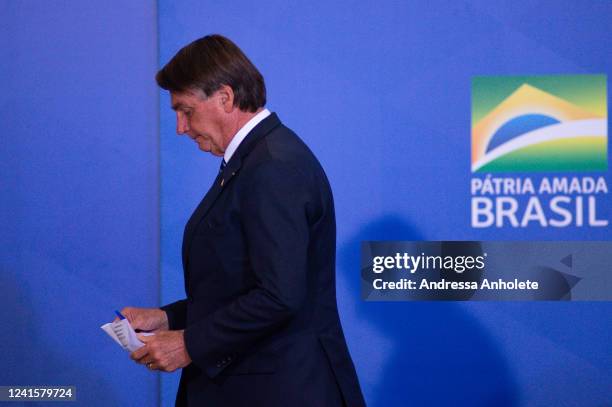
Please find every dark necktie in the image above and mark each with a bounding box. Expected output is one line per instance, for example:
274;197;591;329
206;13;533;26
219;159;227;173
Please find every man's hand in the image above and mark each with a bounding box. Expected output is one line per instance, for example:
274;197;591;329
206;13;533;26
130;330;192;372
116;307;169;332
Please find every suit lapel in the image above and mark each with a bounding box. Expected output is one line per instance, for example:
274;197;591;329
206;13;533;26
181;171;221;272
181;113;282;272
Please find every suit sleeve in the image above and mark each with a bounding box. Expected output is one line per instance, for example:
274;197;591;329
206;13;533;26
183;160;310;378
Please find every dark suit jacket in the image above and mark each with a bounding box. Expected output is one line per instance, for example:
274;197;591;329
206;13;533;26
161;113;365;407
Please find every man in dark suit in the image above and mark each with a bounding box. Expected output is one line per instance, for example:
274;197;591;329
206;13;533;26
122;34;365;406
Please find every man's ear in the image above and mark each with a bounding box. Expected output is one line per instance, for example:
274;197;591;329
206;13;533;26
217;85;235;113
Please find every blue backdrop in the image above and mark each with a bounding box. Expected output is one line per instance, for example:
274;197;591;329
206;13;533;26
2;1;611;406
0;1;159;406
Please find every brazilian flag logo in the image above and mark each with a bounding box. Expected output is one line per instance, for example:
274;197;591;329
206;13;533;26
471;74;607;173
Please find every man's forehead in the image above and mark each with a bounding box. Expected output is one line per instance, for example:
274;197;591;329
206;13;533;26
170;89;205;110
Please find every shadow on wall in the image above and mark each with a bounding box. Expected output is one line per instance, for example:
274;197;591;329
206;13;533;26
0;266;119;407
338;214;520;407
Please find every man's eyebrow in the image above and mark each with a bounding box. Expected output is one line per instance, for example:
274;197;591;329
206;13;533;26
171;102;188;111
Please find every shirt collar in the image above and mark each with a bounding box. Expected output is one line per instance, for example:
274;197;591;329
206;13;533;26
224;108;271;163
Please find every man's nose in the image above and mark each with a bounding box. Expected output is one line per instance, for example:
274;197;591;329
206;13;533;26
176;114;189;135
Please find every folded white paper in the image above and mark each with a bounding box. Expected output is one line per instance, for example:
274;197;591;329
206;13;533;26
101;319;153;352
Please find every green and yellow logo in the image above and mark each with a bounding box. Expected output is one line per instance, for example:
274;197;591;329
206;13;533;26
471;74;607;172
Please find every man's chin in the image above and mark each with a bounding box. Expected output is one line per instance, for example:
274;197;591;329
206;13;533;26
197;145;223;157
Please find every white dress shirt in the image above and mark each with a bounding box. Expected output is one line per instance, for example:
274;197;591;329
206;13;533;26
224;108;271;164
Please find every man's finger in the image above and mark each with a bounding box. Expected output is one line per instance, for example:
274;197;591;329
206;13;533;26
138;333;155;342
130;346;148;361
120;308;135;323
